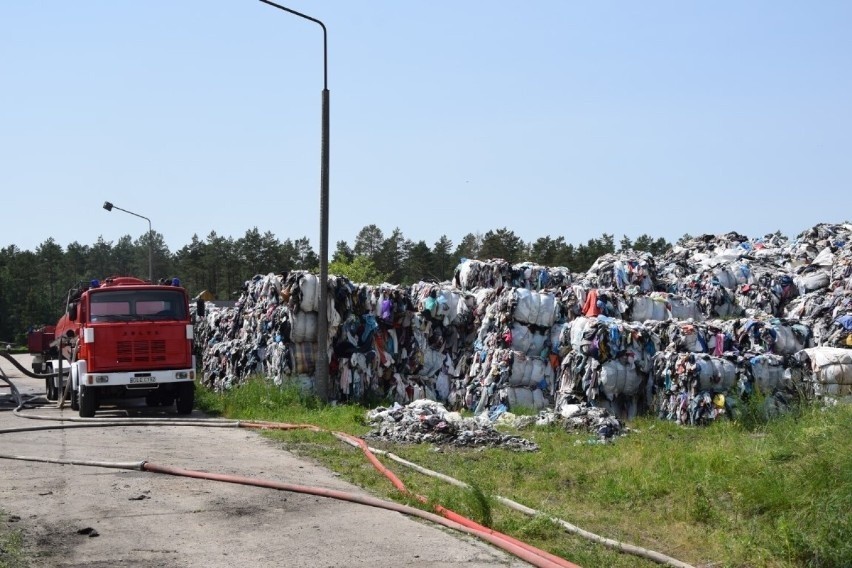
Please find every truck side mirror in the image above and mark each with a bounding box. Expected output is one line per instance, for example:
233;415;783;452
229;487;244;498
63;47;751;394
196;299;205;318
68;302;78;321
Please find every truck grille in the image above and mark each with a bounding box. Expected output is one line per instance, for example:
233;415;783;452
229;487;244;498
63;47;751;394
116;340;167;363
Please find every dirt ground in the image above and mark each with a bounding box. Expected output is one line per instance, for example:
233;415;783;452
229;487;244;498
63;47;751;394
1;354;530;567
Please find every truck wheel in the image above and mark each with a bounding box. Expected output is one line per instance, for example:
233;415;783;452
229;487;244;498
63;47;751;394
175;383;194;415
79;386;97;418
46;377;57;400
45;364;58;401
70;388;80;411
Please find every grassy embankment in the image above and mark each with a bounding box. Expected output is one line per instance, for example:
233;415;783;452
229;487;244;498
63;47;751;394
193;380;851;568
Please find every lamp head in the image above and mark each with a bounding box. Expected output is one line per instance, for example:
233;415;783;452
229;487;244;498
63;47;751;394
103;201;113;211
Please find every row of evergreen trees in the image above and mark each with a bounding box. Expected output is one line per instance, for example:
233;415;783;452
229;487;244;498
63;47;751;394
0;225;671;345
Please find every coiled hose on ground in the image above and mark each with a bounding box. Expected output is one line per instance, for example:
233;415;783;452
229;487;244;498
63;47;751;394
1;355;696;568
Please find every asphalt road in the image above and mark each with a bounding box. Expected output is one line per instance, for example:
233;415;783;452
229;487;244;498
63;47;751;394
1;354;529;568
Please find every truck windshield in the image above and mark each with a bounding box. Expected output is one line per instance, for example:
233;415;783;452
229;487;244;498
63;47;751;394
89;289;187;322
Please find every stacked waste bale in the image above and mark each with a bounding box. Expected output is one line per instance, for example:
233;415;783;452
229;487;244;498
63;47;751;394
510;261;574;290
462;286;562;414
196;273;292;391
394;281;478;405
586;250;657;292
194;221;851;425
645;315;815;425
657;235;753;319
284;272;321;379
453;258;512;290
194;272;477;402
626;290;704;323
788;347;852;401
555;315;658;420
331;280;406;400
651;350;739;425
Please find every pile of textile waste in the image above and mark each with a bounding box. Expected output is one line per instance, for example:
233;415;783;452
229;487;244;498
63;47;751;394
490;402;626;442
194;222;852;426
365;400;539;451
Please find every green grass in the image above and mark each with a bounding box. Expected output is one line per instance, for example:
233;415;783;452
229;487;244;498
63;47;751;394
195;378;852;568
0;513;27;568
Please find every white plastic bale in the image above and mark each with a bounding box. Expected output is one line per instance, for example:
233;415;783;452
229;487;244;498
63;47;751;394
512;323;548;356
506;387;533;409
714;267;738;290
533;388;545;409
511;322;532;354
795;271;830;294
508;355;527;387
599;360;626;401
532;357;550;388
436;371;450;401
820;365;852;388
772;326;804;356
803;347;852;386
509;354;551;388
630;296;655;322
514;289;557;328
670;297;702;321
291;312;318;342
529;329;548;356
631;296;668;322
622;363;643;396
514;288;535;325
570;317;594;351
695;356;737;393
597;359;643;398
299;274;319;312
751;355;786;394
509;355;536;387
818;382;852;397
504;387;547;410
536;293;558;327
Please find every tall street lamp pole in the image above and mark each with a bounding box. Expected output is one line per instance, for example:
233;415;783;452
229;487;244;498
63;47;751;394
259;0;330;401
102;201;153;282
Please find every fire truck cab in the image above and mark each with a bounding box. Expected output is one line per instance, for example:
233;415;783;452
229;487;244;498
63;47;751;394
36;276;198;417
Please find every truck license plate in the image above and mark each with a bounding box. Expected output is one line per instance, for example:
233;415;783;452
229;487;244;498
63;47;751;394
130;377;156;384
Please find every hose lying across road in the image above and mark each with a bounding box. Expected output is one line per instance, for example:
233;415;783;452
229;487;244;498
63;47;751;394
1;356;696;568
0;412;576;568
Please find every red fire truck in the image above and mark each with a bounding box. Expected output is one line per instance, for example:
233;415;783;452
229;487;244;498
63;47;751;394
28;276;200;417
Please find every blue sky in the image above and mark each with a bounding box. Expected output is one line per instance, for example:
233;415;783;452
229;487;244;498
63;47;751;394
2;1;850;255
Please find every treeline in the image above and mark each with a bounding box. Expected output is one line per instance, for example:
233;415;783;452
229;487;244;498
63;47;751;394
0;225;671;344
